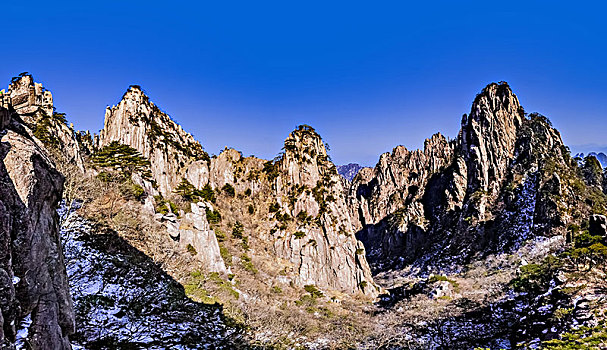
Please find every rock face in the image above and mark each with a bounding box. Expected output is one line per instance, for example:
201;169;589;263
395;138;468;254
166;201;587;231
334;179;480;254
349;133;455;266
7;74;53;119
350;82;568;270
178;202;227;273
0;106;74;349
4;75;86;172
589;214;607;237
98;88;377;297
272;126;377;296
459;83;524;198
99;86;208;194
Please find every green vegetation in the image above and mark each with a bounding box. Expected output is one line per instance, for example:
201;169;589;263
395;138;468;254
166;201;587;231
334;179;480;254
244;188;251;196
542;322;607;349
268;202;280;213
428;275;460;292
214;228;225;242
154;195;179;216
32;112;69;147
205;208;222;224
511;255;562;294
222;183;235;197
248;204;254;214
296;210;314;225
91;141;152;180
262;161;280;183
184;270;239;305
145;115;209;161
232;221;244;239
563;229;607;270
303;284;324;298
174;178;216;203
219;245;232;267
186;244;197;256
241;254;257;274
294;231;306;239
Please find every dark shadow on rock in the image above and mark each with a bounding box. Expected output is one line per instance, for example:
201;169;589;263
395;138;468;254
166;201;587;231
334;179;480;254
62;211;248;349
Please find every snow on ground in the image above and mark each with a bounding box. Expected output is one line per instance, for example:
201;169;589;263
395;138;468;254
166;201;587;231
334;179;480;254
60;203;241;349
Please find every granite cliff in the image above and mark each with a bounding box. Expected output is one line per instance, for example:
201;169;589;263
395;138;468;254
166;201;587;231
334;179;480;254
97;88;378;297
4;74;607;348
0;104;74;349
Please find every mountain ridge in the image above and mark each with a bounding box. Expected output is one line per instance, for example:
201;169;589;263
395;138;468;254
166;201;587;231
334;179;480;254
3;74;607;348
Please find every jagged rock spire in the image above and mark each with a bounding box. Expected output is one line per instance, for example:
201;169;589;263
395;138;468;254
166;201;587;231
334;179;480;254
99;85;208;194
459;82;524;196
7;73;54;119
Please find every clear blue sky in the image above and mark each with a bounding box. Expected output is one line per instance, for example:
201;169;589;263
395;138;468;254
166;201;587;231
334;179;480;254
1;1;605;166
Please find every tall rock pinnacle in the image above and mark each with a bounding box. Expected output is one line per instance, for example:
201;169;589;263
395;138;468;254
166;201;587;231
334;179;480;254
459;82;524;196
99;86;208;194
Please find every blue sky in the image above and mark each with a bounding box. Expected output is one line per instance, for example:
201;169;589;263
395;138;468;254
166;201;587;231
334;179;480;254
1;1;605;166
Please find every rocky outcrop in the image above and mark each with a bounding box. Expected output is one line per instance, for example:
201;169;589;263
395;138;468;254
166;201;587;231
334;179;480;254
272;125;377;296
350;82;569;270
5;75;86;172
0;106;74;349
349;133;454;266
158;202;227;274
459;83;524;198
99;86;208;194
7;74;53;119
99;88;378;297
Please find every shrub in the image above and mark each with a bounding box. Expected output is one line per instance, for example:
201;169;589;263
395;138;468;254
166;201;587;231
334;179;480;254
222;183;235;197
244;188;251;196
269;202;280;213
129;183;145;201
205;208;221;224
262;161;280;182
200;184;216;203
241;254;257;274
232;221;244;239
91;141;152;180
154;195;179;216
187;244;197;256
219;245;232;266
174;178;216;203
304;285;324;298
511;255;562;294
294;231;306;239
215;228;225;242
248;204;254;214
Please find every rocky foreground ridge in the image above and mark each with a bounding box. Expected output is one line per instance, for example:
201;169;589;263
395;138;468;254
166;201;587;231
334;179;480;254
3;73;607;348
0;98;73;348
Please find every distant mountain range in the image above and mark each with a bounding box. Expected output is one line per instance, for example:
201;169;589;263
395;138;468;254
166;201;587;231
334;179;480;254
337;163;363;181
574;152;607;167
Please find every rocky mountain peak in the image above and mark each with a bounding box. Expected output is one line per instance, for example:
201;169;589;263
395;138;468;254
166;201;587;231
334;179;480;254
7;73;54;120
459;81;525;196
99;85;208;194
280;124;335;189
